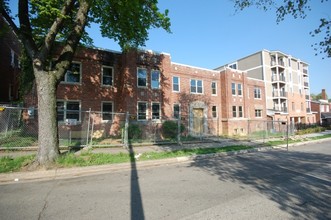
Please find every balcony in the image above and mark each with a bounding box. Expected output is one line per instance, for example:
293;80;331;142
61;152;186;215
273;90;287;98
270;60;285;67
303;68;308;76
304;82;309;87
271;75;286;83
273;107;288;113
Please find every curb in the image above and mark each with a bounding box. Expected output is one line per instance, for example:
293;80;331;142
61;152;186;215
1;137;330;184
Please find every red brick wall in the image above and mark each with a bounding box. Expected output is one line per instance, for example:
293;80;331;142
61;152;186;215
0;16;21;103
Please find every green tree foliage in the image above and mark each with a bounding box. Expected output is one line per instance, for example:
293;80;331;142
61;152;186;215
233;0;331;58
0;0;171;167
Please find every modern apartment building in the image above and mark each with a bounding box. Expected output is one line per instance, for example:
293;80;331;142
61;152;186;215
216;49;316;124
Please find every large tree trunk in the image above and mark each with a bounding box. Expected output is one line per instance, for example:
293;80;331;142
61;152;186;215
35;69;60;167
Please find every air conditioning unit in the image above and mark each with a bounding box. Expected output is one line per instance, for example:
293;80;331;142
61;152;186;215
66;119;77;125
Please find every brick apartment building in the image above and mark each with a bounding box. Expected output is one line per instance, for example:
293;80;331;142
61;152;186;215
216;49;316;125
0;16;21;103
23;46;267;136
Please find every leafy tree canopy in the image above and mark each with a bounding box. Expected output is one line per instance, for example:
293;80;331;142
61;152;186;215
233;0;331;58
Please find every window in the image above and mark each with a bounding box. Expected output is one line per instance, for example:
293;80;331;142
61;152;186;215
254;87;261;99
152;103;160;120
138;102;147;120
231;83;236;95
57;101;80;122
211;82;217;95
292;102;295;111
151;70;160;89
238;106;243;117
255;109;262;117
102;66;113;86
190;79;203;94
172;76;180;92
173;104;180;119
62;62;81;83
102;102;113;121
232;106;237;117
212;106;217;118
237;84;242;96
137;68;147;87
229;63;237;69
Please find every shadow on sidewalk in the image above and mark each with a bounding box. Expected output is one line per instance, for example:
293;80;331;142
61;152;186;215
128;144;145;220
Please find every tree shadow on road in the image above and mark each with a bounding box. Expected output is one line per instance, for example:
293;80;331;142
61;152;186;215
190;149;331;219
128;144;145;220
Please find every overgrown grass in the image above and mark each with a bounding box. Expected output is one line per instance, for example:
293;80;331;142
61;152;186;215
0;155;35;173
56;145;253;167
0;135;38;148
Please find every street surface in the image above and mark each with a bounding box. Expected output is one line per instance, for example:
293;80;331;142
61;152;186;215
0;141;330;220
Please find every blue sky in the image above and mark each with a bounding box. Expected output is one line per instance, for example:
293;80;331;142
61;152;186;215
88;0;331;97
8;0;331;97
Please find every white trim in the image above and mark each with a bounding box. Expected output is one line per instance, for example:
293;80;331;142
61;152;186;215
151;69;161;89
151;102;161;120
190;79;204;94
137;67;148;88
101;101;114;122
61;61;82;85
56;99;81;123
137;101;148;121
211;81;217;96
172;76;180;92
101;66;114;87
172;62;220;73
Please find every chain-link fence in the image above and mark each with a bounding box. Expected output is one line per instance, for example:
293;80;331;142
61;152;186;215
1;106;300;149
247;120;295;142
0;106;38;148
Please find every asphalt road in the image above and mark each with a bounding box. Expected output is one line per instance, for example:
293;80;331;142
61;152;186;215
0;141;330;220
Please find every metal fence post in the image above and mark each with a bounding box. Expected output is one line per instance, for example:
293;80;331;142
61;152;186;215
86;108;91;146
124;112;129;148
177;114;182;145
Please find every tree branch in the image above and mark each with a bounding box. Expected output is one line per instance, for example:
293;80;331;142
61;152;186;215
18;0;37;58
0;5;20;35
39;0;75;62
54;0;91;80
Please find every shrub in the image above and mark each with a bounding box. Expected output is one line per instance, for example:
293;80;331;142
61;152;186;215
128;124;142;139
162;120;185;139
296;126;326;135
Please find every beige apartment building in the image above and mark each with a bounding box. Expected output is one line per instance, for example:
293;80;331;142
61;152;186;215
216;49;316;124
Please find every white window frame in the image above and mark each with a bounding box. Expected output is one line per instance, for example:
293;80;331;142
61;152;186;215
173;103;180;119
231;83;236;95
102;66;114;87
237;84;243;96
151;69;160;89
211;82;217;96
190;79;203;94
212;106;217;118
101;101;114;121
232;106;237;117
254;87;261;99
137;102;148;121
137;68;147;87
255;109;262;118
172;76;180;92
238;106;243;118
151;102;161;120
57;100;81;123
62;62;82;84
